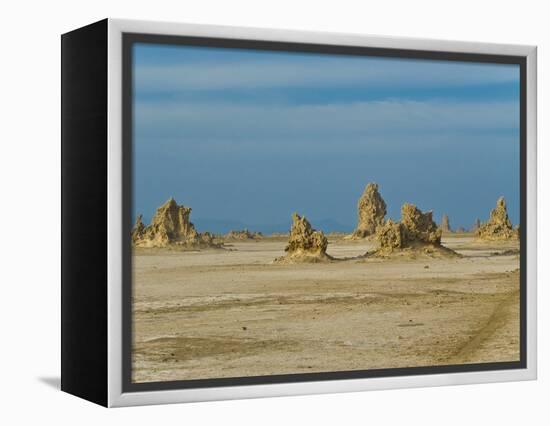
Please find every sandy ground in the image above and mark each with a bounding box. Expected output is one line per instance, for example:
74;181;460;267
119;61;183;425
132;234;520;383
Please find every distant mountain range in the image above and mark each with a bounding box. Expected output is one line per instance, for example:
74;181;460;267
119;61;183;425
193;217;353;235
315;218;354;233
192;219;250;235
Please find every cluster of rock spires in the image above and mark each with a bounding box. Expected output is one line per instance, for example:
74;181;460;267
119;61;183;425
133;189;517;258
132;198;218;248
351;183;387;239
437;215;497;235
274;183;458;261
438;215;467;234
345;182;453;256
275;213;331;263
471;218;481;233
476;197;518;241
372;203;456;257
224;229;263;241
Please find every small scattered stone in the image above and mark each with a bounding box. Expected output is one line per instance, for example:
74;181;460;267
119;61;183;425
224;229;263;241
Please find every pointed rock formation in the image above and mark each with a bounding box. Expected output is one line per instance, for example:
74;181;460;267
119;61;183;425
132;198;218;248
275;213;332;263
351;183;387;238
477;197;518;240
376;219;404;251
131;214;146;244
370;203;457;258
440;214;452;233
400;203;442;245
470;218;481;233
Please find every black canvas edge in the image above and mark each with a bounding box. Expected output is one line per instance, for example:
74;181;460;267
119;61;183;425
61;19;109;407
121;33;528;393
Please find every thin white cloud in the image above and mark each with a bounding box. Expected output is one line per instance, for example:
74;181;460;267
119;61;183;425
135;58;519;92
135;99;519;146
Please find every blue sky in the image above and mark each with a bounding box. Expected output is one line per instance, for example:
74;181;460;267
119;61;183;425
132;43;520;234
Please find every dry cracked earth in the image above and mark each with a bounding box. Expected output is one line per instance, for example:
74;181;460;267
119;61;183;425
131;234;520;383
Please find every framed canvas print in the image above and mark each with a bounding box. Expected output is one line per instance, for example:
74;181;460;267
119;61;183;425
61;18;537;407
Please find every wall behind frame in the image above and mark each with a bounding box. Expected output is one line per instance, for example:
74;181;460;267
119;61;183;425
0;0;546;424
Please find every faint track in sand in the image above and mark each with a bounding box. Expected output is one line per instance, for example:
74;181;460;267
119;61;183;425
445;288;520;364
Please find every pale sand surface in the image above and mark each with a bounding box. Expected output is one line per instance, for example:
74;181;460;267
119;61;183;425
132;235;520;383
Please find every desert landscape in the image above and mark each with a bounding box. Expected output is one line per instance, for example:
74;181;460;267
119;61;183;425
131;186;520;383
